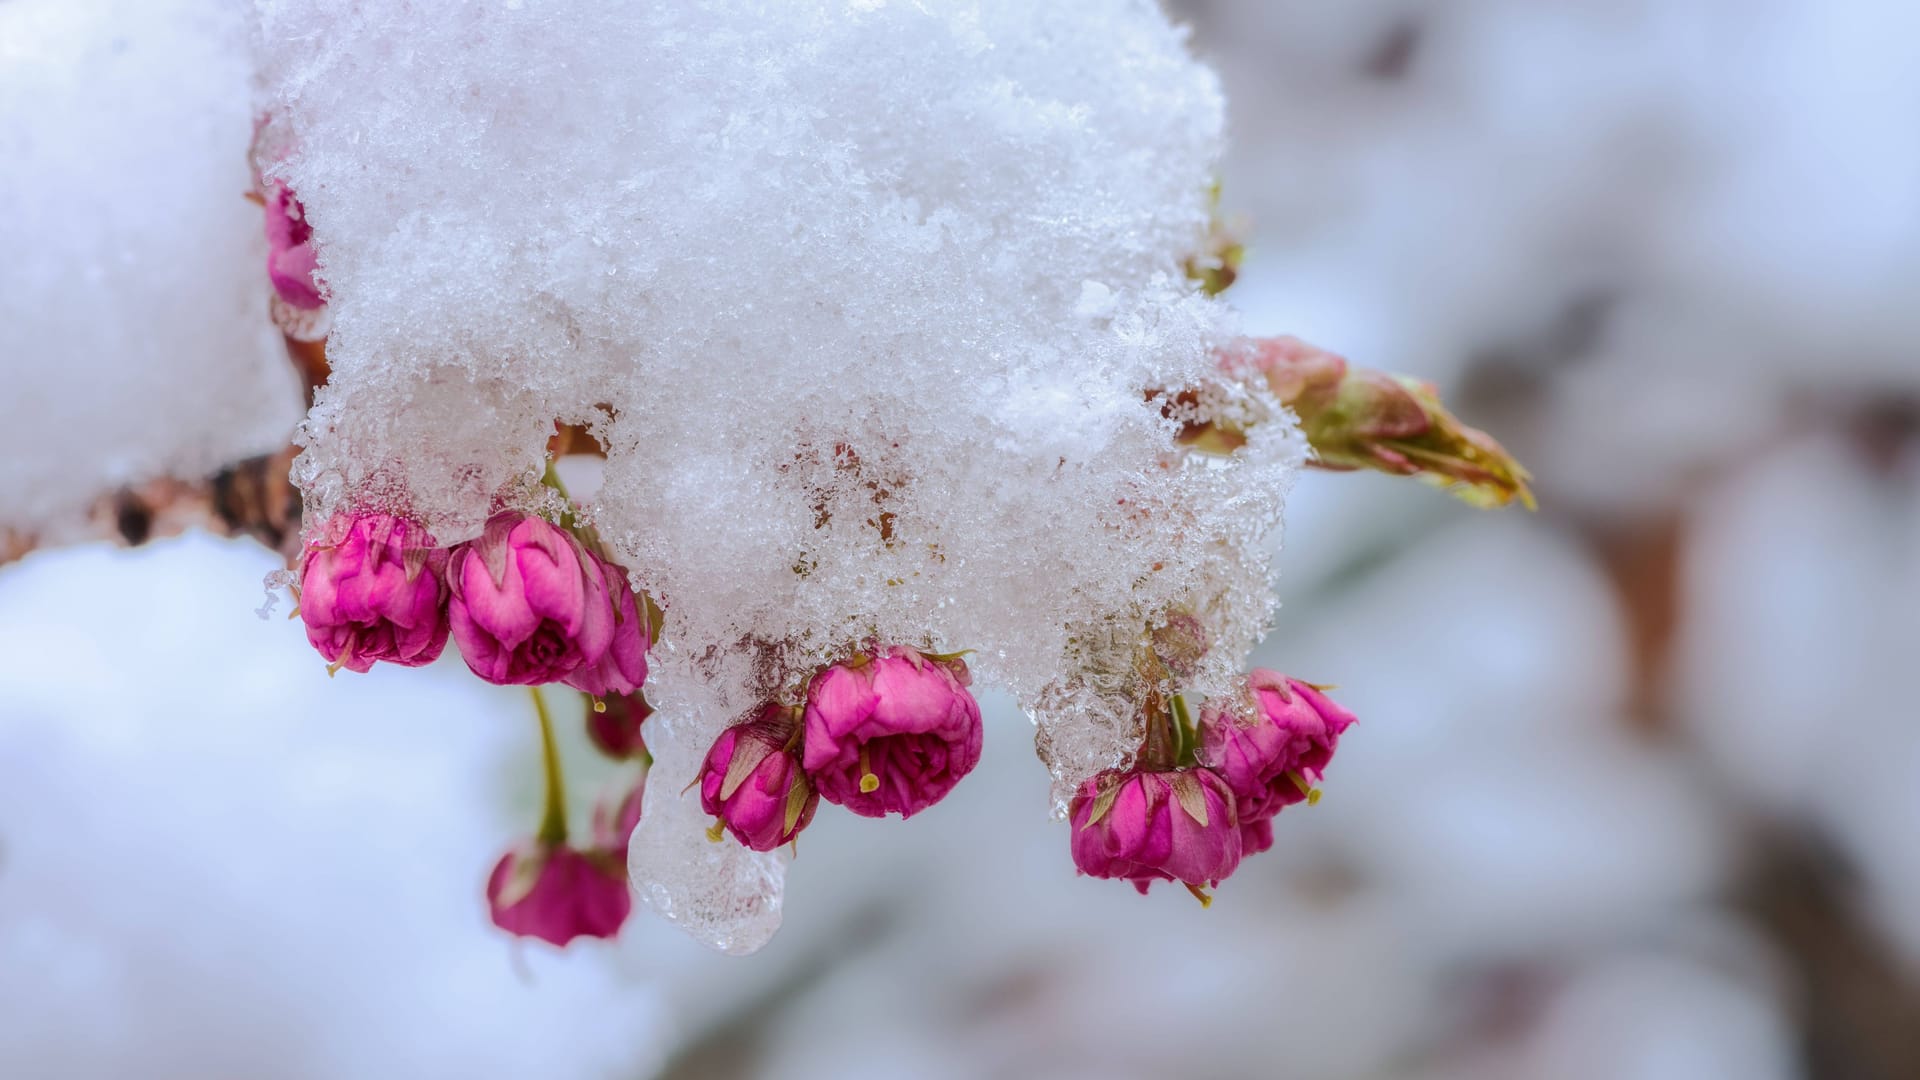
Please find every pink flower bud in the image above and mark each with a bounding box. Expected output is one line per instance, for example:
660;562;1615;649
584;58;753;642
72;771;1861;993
297;512;449;673
1198;670;1356;820
562;554;650;699
801;646;983;818
485;842;631;947
263;183;325;310
1240;815;1274;858
447;512;616;686
1235;334;1348;412
1069;766;1243;899
1243;336;1534;509
700;705;817;851
586;692;653;760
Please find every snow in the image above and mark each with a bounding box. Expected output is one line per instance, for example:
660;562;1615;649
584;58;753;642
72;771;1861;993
0;0;302;538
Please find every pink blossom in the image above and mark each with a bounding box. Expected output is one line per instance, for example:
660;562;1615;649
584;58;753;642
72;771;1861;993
263;183;325;310
297;512;448;673
1069;766;1243;898
700;705;817;851
801;646;982;818
447;512;615;685
563;554;650;699
485;842;631;947
1198;670;1356;820
587;691;652;759
1239;815;1274;858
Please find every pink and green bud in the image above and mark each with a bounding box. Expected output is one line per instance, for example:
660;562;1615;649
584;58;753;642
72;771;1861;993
801;646;983;818
699;705;817;852
297;512;448;673
562;554;651;699
447;512;615;686
263;183;325;310
1069;766;1243;904
1198;670;1356;821
1242;336;1534;509
485;841;631;947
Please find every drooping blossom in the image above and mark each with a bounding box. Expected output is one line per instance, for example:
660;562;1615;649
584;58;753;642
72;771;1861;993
1239;815;1274;858
700;704;817;851
587;691;653;760
801;646;983;818
1069;766;1242;901
485;842;631;947
1198;670;1356;821
563;553;650;698
263;182;325;310
447;512;615;685
297;512;448;673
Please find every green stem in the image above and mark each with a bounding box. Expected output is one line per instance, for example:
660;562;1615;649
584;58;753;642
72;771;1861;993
1139;692;1176;772
541;458;571;499
1170;693;1197;767
532;686;569;846
541;458;577;531
541;455;614;556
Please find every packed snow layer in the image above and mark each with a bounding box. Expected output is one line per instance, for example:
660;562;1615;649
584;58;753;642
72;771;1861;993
0;0;302;536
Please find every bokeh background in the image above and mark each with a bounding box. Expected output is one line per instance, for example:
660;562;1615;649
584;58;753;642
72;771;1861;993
3;1;1917;1077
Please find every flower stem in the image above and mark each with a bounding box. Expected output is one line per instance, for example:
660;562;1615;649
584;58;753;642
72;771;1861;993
1139;689;1177;772
532;686;569;846
1170;693;1197;767
541;458;577;531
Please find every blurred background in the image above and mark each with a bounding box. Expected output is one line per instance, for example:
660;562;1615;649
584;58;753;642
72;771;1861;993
3;1;1917;1077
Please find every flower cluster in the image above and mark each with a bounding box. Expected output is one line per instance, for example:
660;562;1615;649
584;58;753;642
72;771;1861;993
296;502;658;946
698;646;983;851
243;0;1545;955
1069;660;1355;905
298;508;653;698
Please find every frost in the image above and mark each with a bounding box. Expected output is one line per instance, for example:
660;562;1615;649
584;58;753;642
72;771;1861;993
252;0;1304;947
0;0;302;537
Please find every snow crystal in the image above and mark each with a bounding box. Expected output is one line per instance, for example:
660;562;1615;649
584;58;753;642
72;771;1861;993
253;0;1304;946
0;0;302;538
626;719;788;956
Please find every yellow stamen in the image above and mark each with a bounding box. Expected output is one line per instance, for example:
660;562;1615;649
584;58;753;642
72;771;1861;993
1184;883;1214;908
1288;770;1323;806
859;746;879;794
326;660;344;678
592;697;607;714
705;820;725;843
